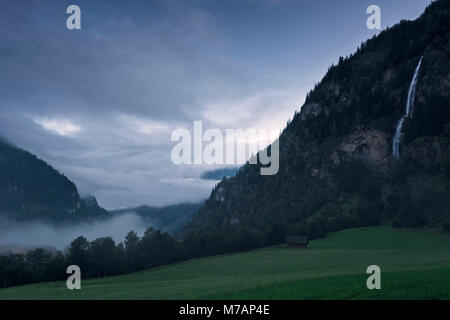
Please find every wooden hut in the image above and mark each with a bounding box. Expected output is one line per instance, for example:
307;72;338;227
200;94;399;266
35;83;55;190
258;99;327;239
286;236;309;248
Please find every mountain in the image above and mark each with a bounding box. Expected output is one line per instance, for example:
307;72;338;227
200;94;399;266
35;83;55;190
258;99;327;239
186;1;450;244
0;139;107;223
201;167;240;180
110;202;204;234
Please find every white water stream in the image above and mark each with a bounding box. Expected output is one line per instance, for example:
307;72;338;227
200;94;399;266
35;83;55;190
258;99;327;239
392;57;423;159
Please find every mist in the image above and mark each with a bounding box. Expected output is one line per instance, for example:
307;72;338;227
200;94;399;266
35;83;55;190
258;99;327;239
0;213;151;251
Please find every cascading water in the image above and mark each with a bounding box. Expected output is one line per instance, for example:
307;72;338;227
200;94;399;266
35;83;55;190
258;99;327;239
392;56;423;159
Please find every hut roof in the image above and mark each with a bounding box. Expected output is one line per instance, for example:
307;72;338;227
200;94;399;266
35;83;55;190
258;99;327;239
286;236;309;245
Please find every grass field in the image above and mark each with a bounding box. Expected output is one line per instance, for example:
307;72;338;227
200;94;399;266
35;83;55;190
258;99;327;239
1;226;450;300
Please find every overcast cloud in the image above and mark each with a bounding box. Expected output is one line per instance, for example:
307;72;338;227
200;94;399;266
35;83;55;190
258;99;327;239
0;0;431;209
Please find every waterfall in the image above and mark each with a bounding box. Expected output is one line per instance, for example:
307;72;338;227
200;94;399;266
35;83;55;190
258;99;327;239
392;56;423;159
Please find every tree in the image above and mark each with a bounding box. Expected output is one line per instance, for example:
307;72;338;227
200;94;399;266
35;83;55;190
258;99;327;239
183;229;201;258
67;236;90;277
89;237;116;278
26;248;50;282
124;231;141;272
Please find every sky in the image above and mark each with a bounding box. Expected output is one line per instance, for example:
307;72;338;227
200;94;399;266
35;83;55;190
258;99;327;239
0;0;432;209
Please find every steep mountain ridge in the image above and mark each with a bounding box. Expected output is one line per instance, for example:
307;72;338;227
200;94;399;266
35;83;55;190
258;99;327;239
186;0;450;243
0;139;107;223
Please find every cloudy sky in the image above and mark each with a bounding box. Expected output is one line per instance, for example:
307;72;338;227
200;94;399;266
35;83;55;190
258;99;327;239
0;0;431;209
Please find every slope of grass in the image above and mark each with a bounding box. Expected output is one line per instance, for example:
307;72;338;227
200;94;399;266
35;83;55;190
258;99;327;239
1;226;450;300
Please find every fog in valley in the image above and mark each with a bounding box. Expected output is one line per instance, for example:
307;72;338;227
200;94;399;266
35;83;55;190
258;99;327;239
0;213;151;251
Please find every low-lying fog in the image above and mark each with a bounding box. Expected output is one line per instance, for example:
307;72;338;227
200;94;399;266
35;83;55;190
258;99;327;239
0;213;151;251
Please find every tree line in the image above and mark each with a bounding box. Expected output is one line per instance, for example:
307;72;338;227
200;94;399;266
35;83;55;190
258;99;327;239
0;225;282;289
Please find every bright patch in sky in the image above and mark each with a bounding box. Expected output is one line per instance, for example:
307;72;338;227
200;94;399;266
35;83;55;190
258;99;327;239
118;114;170;135
33;117;81;137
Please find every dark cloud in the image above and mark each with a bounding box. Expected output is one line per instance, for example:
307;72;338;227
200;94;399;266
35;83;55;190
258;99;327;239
0;0;431;208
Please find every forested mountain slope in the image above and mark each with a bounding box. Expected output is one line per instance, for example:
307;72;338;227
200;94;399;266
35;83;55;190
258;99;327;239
186;0;450;246
0;139;107;223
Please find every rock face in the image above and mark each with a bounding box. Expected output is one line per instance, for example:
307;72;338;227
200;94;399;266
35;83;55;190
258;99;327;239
335;129;391;172
0;140;107;223
186;1;450;240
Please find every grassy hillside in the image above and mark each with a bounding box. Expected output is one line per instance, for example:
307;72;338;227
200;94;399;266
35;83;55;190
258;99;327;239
1;226;450;300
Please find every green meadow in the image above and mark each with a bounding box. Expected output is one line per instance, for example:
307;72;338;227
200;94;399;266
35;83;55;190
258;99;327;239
1;226;450;300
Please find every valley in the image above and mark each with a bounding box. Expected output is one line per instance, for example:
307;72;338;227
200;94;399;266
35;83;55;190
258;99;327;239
1;226;449;300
